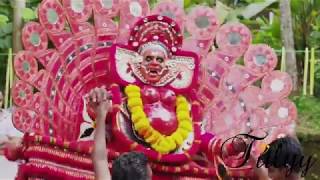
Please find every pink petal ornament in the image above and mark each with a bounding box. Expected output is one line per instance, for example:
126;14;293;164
12;81;34;108
244;44;278;75
13;108;37;133
239;86;264;108
267;99;297;127
202;52;229;89
93;0;120;17
220;66;258;96
38;0;66;33
261;71;293;102
14;51;38;81
186;6;219;40
119;0;150;29
216;23;252;57
22;22;48;52
62;0;92;22
152;1;185;31
182;37;213;57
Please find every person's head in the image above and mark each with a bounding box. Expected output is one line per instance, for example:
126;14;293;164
259;136;303;180
111;151;152;180
138;42;170;84
0;91;3;108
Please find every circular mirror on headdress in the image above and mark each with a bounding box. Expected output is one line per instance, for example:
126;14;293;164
22;22;48;52
93;0;120;16
186;6;219;40
39;0;66;32
63;0;92;22
12;108;37;133
261;71;292;101
268;99;297;126
12;81;34;108
244;44;277;75
119;0;149;28
216;23;252;57
14;52;39;82
152;2;185;31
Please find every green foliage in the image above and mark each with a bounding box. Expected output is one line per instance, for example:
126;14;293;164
0;14;9;25
0;0;40;91
291;95;320;132
314;62;320;98
291;0;320;50
22;7;37;21
217;0;282;50
0;0;12;92
290;0;320;98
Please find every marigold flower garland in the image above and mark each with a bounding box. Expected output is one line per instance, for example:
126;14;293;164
125;85;193;154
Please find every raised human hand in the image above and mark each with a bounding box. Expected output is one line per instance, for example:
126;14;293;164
86;86;112;120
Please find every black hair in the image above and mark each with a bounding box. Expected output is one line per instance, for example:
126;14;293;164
111;151;149;180
259;136;303;173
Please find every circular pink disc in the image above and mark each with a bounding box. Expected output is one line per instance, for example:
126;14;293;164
14;51;38;81
93;0;120;17
12;108;36;133
268;99;297;126
216;23;252;57
12;80;34;108
39;0;66;32
261;71;292;101
22;22;48;52
119;0;150;29
152;2;185;30
244;44;278;75
63;0;92;22
186;6;219;40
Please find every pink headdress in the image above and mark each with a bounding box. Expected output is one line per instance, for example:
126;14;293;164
128;15;183;56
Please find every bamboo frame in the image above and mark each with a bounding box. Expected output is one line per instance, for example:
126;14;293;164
302;48;309;96
310;48;315;96
280;46;286;72
4;48;13;109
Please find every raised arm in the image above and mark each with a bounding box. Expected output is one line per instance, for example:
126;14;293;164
87;87;112;180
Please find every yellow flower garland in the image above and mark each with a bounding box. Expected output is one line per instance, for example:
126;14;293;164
125;85;193;154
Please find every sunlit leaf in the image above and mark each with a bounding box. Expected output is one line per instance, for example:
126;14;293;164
22;7;36;21
240;0;277;19
216;0;232;23
0;15;9;25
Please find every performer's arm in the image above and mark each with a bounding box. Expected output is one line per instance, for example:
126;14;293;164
88;87;112;180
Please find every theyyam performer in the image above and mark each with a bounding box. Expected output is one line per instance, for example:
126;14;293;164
6;0;297;179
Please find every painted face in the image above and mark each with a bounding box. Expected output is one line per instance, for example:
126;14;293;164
139;49;169;84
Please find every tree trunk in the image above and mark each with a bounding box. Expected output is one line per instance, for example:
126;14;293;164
12;0;25;54
279;0;298;91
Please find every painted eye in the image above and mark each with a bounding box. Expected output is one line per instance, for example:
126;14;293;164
145;56;152;62
156;57;164;63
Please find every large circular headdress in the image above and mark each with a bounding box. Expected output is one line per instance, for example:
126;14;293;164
128;15;183;56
